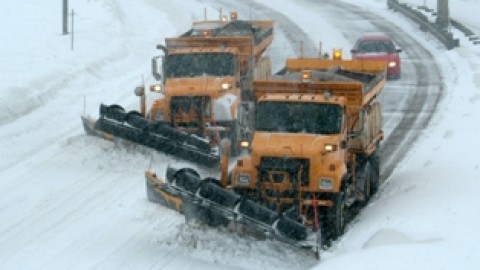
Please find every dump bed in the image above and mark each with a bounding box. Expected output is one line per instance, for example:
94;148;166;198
254;58;386;107
166;20;273;60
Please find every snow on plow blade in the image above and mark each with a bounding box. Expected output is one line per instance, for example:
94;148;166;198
81;104;219;167
145;166;319;249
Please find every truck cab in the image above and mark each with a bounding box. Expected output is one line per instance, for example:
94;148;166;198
149;47;241;143
229;59;386;240
148;14;274;155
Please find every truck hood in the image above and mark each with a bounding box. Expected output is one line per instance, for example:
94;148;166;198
165;76;234;96
251;132;338;160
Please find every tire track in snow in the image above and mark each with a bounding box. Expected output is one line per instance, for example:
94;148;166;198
325;1;444;181
136;1;323;269
0;140;183;269
163;0;444;267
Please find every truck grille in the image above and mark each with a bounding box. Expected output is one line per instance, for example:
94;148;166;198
258;157;310;186
170;96;211;119
170;96;211;131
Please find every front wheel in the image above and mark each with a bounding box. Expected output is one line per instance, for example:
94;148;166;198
326;192;347;240
358;161;372;206
229;122;241;157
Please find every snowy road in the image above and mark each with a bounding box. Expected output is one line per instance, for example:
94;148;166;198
0;0;453;269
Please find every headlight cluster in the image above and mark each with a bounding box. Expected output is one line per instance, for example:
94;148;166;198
221;83;232;90
324;144;337;153
150;84;163;93
154;111;165;122
237;174;250;185
240;141;249;148
318;177;333;190
388;61;397;68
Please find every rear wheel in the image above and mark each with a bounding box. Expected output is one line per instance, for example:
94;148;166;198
358;162;372;206
370;150;381;195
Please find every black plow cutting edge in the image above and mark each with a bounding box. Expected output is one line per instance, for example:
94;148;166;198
81;114;220;168
146;167;320;249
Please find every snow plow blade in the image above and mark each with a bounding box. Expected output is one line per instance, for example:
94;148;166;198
81;104;220;167
145;166;320;251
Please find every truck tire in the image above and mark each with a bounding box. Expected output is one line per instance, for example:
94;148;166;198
370;149;381;195
326;192;346;240
358;161;372;206
229;122;241;157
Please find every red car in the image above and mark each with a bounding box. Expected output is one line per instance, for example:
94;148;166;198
351;34;402;79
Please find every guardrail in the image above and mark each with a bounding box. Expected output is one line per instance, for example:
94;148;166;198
450;20;480;45
387;0;459;49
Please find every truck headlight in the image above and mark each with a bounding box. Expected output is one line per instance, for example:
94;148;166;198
150;84;163;93
237;174;250;185
319;177;333;190
154;111;165;122
221;83;232;90
324;144;337;153
240;141;249;148
388;61;397;68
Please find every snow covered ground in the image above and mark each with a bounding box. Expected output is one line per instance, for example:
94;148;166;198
1;0;479;269
313;0;480;269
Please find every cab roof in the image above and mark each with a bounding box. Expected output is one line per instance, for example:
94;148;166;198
357;34;392;41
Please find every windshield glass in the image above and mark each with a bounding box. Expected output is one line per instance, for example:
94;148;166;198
356;40;396;53
164;52;235;78
255;101;342;134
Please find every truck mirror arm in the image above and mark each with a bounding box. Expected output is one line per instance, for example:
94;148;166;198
347;131;357;139
151;56;162;81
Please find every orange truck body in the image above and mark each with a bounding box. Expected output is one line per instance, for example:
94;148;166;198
229;57;387;239
148;16;273;154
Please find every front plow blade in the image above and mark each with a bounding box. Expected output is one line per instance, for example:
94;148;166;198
145;167;319;251
81;104;220;167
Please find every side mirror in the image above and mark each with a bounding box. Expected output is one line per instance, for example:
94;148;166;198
156;44;168;54
151;56;162;81
350;49;358;54
396;48;402;53
152;44;168;81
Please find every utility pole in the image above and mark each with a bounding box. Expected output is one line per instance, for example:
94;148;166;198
62;0;68;35
70;9;75;50
436;0;449;31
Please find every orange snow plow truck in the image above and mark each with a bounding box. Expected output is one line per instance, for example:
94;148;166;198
145;55;387;256
81;12;273;167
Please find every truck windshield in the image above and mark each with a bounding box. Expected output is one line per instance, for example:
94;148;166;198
256;102;342;135
165;53;235;78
